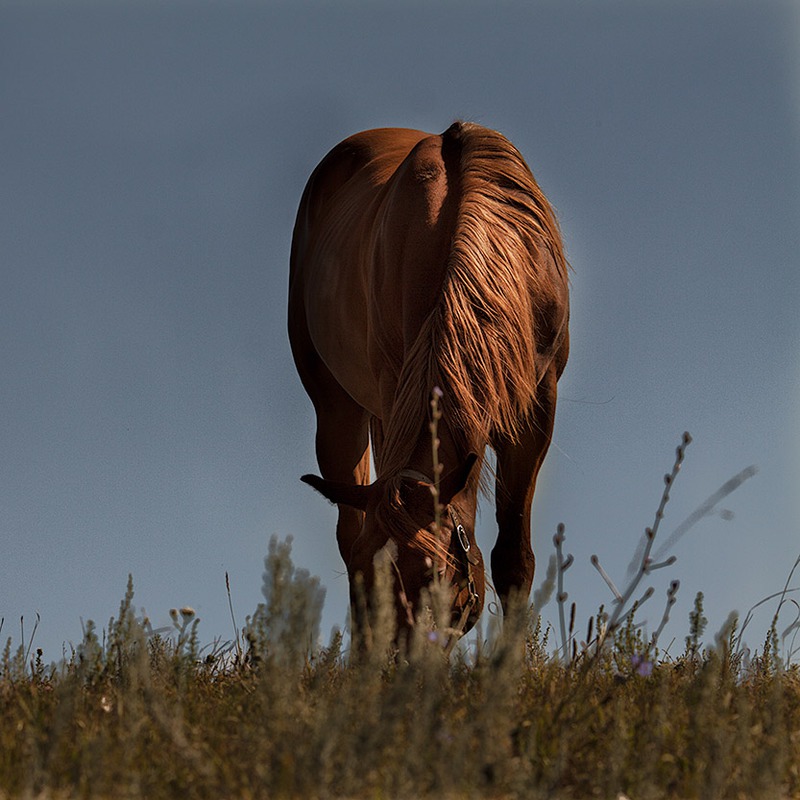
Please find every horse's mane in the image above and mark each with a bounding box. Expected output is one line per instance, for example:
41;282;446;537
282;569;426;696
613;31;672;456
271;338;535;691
376;122;569;489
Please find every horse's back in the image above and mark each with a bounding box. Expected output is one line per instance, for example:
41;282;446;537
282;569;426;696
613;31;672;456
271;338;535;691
289;122;569;436
289;127;456;416
291;128;430;253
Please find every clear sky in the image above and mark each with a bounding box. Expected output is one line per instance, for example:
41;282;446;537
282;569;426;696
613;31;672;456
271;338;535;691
2;0;798;661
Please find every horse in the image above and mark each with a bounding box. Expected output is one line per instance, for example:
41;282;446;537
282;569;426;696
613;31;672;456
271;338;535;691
288;121;569;642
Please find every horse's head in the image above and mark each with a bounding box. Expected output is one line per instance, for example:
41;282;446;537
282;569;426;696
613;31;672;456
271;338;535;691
301;454;485;642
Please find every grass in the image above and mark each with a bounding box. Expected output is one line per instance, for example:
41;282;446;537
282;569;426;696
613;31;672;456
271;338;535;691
2;436;799;800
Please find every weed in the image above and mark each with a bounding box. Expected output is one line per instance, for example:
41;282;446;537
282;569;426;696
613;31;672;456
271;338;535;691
0;435;797;799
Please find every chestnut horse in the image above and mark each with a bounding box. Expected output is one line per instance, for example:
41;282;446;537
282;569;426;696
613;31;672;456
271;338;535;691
289;122;569;640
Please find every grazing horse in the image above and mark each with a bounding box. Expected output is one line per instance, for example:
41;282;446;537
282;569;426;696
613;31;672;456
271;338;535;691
288;122;569;640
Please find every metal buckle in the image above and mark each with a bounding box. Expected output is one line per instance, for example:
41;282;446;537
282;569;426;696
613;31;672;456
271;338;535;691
456;523;470;553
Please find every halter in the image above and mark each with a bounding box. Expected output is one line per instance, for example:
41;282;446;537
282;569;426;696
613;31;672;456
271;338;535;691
447;505;481;625
398;469;481;628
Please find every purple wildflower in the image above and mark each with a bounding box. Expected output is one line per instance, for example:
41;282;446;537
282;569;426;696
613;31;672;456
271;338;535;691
631;654;653;677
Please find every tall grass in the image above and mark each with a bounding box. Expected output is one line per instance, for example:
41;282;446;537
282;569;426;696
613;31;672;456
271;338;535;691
2;438;799;799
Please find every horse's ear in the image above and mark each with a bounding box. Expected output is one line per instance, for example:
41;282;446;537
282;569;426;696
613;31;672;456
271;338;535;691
439;452;479;505
301;474;372;511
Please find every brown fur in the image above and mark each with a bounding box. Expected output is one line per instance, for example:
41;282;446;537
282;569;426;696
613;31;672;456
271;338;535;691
377;122;569;482
289;122;569;633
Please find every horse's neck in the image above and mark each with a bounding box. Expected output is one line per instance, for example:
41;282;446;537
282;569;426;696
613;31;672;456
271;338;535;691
407;420;462;483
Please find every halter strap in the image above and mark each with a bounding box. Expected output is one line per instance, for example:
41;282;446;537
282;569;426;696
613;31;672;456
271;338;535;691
396;468;481;631
448;506;480;624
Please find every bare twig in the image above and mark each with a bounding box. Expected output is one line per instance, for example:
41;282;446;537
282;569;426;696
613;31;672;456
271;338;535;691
553;524;574;661
226;571;243;663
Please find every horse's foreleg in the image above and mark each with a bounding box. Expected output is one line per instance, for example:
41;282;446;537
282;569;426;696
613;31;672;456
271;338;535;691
311;391;371;564
492;366;559;612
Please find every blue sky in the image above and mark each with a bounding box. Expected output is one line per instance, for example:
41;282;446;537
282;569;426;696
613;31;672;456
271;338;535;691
2;0;798;660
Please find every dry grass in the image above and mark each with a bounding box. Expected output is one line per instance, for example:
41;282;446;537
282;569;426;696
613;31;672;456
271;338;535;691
2;553;799;800
2;436;799;800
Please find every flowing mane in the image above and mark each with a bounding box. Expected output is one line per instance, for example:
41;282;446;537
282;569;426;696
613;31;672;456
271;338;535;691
376;121;569;479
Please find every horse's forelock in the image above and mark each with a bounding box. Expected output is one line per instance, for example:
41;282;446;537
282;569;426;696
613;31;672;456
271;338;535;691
374;474;450;565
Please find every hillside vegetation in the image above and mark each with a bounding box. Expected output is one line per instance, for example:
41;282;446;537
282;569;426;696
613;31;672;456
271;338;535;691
2;436;799;799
